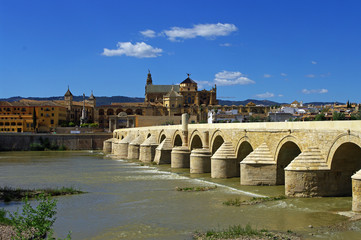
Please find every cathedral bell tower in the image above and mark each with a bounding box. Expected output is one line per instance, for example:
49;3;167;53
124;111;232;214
146;70;152;85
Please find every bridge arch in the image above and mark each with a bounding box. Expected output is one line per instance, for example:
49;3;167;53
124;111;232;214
158;130;167;144
189;130;203;150
210;130;225;154
274;136;302;185
235;137;253;177
235;137;253;163
172;130;183;147
326;134;361;196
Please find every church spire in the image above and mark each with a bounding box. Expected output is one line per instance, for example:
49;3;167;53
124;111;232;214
146;69;152;85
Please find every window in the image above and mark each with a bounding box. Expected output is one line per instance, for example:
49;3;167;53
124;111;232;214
51;120;54;124
52;113;54;116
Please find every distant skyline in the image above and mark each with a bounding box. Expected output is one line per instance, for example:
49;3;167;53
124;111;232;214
1;0;361;103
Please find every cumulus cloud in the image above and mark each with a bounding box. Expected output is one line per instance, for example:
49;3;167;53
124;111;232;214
263;74;271;78
255;92;275;98
197;80;212;89
305;74;316;78
278;94;284;97
302;89;328;94
311;61;317;64
220;43;232;47
280;73;287;77
163;23;237;41
140;29;156;38
102;42;162;58
214;71;255;86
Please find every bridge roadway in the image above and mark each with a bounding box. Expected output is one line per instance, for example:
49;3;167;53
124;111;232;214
104;117;361;211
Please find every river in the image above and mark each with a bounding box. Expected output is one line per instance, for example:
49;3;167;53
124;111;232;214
0;151;360;239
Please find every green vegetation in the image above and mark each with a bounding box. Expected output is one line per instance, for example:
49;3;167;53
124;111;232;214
193;224;299;240
223;195;286;206
30;137;66;151
0;186;85;202
68;122;75;127
351;111;361;120
333;111;345;120
314;113;326;121
176;186;217;192
193;224;267;239
0;208;12;225
1;194;71;239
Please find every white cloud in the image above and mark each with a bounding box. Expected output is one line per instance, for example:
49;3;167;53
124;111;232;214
197;80;212;89
255;92;275;98
140;29;156;38
311;61;317;64
214;71;255;86
280;73;287;77
102;42;162;58
305;74;315;78
220;43;232;47
278;94;284;97
302;88;328;94
263;74;271;78
163;23;237;41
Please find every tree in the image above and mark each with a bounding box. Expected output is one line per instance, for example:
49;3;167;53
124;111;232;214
32;107;37;133
333;111;345;120
314;113;326;121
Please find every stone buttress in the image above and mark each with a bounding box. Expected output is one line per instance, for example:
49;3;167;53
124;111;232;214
211;141;237;178
128;134;144;160
154;138;173;164
285;147;329;197
113;134;133;159
352;170;361;212
139;135;158;162
240;143;276;185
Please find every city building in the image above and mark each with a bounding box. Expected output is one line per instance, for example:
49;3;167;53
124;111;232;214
0;100;67;132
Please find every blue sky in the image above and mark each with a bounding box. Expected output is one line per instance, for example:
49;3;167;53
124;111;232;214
1;0;361;103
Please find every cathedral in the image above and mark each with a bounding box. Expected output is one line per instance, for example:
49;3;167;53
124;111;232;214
95;71;218;129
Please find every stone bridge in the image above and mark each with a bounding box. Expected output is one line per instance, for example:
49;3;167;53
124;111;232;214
104;116;361;211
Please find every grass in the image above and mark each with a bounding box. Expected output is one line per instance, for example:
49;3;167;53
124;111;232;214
193;224;268;239
176;186;217;192
193;224;300;240
0;186;85;202
223;195;287;206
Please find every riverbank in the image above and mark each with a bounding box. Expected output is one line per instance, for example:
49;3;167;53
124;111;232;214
0;133;112;151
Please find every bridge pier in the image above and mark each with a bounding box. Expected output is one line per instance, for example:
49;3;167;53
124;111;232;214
113;134;133;159
285;147;330;197
128;134;143;160
190;131;211;173
154;138;172;164
139;135;158;162
190;148;212;173
240;143;276;185
103;138;114;154
171;147;190;168
211;141;237;178
352;170;361;212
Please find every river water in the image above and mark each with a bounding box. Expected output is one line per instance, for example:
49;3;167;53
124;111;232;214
0;151;360;239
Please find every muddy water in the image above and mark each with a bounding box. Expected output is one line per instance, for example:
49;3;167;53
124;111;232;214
0;151;360;239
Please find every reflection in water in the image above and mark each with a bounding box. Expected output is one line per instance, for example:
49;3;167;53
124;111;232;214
0;151;359;239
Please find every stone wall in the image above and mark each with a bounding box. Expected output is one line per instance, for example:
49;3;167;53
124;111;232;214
0;133;112;151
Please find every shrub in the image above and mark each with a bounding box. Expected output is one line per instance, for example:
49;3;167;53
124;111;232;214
80;123;89;128
89;123;99;128
9;194;71;239
30;143;45;151
68;122;75;127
